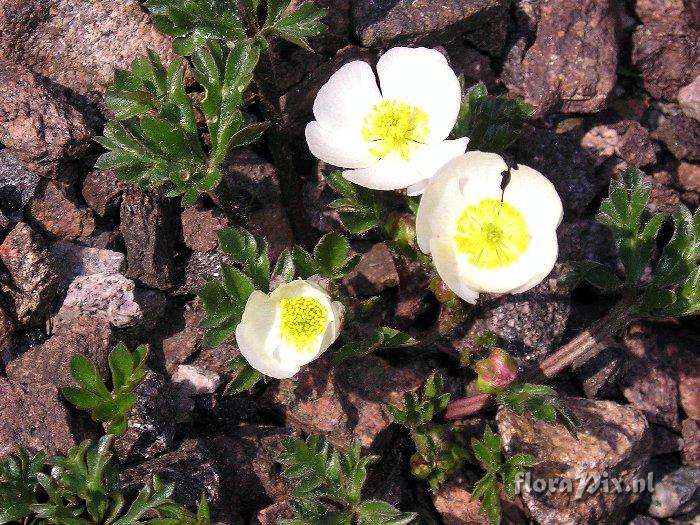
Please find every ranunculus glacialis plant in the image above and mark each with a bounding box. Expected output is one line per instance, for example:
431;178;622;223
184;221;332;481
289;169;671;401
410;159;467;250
416;151;563;304
235;279;344;379
305;47;468;195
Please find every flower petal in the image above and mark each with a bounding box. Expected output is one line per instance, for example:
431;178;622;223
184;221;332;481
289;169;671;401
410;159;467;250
343;153;425;190
408;137;469;192
430;239;480;304
503;163;564;232
509;236;559;294
313;60;382;136
236;291;299;379
306;121;376;169
376;47;461;143
416;152;505;253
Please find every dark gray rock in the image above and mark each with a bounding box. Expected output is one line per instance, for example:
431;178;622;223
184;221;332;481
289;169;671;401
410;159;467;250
49;240;125;291
572;346;625;399
81;169;124;217
0;150;39;223
648;466;700;518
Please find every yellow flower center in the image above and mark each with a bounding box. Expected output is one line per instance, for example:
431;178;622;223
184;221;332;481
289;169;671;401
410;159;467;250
278;296;328;352
362;100;429;160
454;199;530;269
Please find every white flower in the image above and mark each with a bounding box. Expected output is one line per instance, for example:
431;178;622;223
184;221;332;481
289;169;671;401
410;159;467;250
235;279;344;379
416;151;563;304
305;47;469;196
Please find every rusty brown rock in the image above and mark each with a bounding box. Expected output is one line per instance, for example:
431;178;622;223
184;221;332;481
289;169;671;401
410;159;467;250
682;419;700;467
120;187;178;290
0;377;76;457
0;0;176;98
0;306;13;357
6;317;113;388
181;204;228;253
678;162;700;192
209;426;293;513
252;501;293;525
634;0;700;25
264;354;426;449
678;74;700;121
654;114;700;162
497;397;652;525
343;243;399;296
27;180;95;239
433;482;488;525
159;300;207;375
0;222;58;326
0;59;91;177
515;0;619;114
353;0;509;51
632;21;700;101
81;169;124;217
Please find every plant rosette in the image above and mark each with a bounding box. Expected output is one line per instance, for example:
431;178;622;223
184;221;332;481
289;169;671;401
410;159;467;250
305;47;469;195
236;279;344;379
416;151;563;304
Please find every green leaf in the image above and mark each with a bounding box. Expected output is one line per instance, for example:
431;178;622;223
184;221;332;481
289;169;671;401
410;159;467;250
324;172;385;235
386;371;450;426
332;327;417;365
453;81;533;154
357;501;416;525
312;233;360;278
145;0;247;56
223;356;263;394
292;246;322;278
272;249;296;283
69;355;112;399
560;261;622;292
109;343;135;392
217;227;271;291
266;1;327;52
0;449;43;525
654;206;697;287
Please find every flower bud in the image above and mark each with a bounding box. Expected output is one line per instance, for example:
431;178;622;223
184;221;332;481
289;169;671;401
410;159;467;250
474;348;518;393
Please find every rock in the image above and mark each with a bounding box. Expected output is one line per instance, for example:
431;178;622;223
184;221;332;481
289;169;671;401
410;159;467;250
621;322;700;430
120;187;178;290
679;75;700;122
113;369;179;464
0;222;58;325
518;126;602;215
81;169;124;217
54;273;165;329
632;21;700;101
0;0;176;98
497;398;652;525
6;317;113;388
209;426;293;513
252;501;293;525
654;114;700;161
247;203;295;262
678;162;700;192
0;377;76;457
171;364;222;396
175;249;226;295
352;0;509;50
558;218;618;267
159;300;207;375
572;346;624;399
49;240;125;290
679;370;700;420
181;204;228;253
644;171;683;214
628;516;660;525
342;243;399;296
0;59;92;176
650;424;684;456
682;419;700;467
2;330;47;365
264;355;426;449
433;482;488;525
0;150;39;223
27;180;95;240
512;0;619;113
634;0;700;25
444;43;498;91
581;121;657;168
121;439;225;516
648;466;700;518
0;307;12;356
468;264;571;362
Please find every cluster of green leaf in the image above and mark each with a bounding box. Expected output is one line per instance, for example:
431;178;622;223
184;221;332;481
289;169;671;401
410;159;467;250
0;436;209;525
96;41;263;205
277;436;416;525
324;172;389;235
98;0;326;204
562;167;700;317
387;373;468;492
146;0;327;56
332;327;416;365
198;227;358;394
452;81;534;154
470;427;535;525
495;384;578;435
62;343;149;437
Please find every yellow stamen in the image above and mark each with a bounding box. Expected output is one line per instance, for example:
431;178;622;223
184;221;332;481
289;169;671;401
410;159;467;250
362;100;429;160
278;296;328;352
454;199;530;269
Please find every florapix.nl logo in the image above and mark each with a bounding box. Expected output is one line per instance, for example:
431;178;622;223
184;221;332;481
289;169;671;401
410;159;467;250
514;471;655;499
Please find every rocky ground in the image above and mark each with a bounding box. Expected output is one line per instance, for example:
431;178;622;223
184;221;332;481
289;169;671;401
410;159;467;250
0;0;699;524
